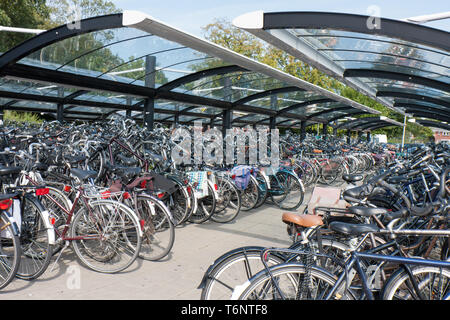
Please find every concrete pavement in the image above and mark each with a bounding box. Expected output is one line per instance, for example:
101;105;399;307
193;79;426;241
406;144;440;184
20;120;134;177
1;201;300;300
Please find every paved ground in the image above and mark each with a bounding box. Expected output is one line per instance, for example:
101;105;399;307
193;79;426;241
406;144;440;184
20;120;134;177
2;200;306;300
2;179;357;300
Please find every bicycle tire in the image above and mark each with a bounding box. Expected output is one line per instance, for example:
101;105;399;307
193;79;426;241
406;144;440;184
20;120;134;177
71;200;142;273
0;211;21;290
189;183;216;224
200;246;285;300
239;174;259;212
16;195;53;280
275;171;305;210
381;266;450;300
236;263;355;300
163;177;190;226
134;194;175;261
211;176;241;223
253;171;268;209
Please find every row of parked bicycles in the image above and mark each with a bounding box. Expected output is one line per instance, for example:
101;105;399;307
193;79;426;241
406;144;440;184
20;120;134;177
0;116;400;291
199;142;450;300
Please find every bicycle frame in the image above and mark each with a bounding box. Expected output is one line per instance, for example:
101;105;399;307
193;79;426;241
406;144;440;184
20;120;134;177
325;249;450;300
22;173;108;241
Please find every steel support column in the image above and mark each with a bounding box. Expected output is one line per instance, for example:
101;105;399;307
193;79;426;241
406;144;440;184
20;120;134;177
300;121;306;141
144;55;156;130
322;123;328;137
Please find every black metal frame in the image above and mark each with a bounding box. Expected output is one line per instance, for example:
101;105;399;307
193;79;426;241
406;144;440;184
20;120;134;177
253;11;449;130
262;12;450;51
0;13;379;129
343;69;450;93
416;119;450;131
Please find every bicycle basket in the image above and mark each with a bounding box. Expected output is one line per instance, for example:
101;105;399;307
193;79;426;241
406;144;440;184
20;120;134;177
82;184;124;201
186;171;209;198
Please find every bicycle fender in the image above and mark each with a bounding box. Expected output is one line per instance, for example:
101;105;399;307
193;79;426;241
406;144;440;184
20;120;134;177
198;246;267;289
25;195;56;245
207;180;219;200
39;209;56;245
260;171;271;189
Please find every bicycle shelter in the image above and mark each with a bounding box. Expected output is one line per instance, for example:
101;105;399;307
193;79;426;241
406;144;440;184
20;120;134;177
0;10;404;138
233;11;449;132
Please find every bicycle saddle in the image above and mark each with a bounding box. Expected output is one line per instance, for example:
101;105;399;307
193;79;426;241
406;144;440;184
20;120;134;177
347;206;388;217
116;154;138;166
70;168;98;181
64;155;87;164
342;174;363;183
0;166;22;176
282;212;323;228
342;184;375;200
329;221;379;236
105;163;142;181
386;175;409;184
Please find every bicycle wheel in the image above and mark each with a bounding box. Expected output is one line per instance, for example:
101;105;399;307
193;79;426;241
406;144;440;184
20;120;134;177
318;161;339;185
238;175;259;212
269;172;289;205
71;200;142;273
253;171;268;209
293;160;316;187
382;266;450;300
275;171;304;210
16;195;53;280
189;184;216;224
0;211;21;290
211;176;241;223
84;148;106;183
200;247;285;300
237;263;355;300
134;194;175;261
163;179;190;226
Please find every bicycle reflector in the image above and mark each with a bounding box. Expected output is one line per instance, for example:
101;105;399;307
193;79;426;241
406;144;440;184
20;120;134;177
214;184;218;191
0;199;12;210
123;192;131;199
64;185;71;192
157;192;165;199
101;190;111;199
36;188;49;196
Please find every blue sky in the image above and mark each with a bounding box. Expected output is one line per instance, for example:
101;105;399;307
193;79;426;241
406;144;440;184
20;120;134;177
111;0;449;37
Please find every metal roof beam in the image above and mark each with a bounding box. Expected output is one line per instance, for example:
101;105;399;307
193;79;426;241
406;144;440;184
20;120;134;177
343;69;450;93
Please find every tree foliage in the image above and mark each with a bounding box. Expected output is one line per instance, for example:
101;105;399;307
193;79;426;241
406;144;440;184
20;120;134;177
201;19;434;142
0;0;52;53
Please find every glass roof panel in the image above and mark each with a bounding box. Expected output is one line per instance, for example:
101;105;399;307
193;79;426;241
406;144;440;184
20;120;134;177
246;90;325;110
0;13;384;127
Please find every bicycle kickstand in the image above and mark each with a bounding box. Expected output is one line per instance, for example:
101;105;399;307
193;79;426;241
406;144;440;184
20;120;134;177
50;241;70;273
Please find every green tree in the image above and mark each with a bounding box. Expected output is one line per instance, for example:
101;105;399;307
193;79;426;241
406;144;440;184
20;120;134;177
0;0;52;53
201;19;433;142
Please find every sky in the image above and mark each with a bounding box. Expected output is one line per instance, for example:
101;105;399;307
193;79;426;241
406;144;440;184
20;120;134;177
110;0;450;37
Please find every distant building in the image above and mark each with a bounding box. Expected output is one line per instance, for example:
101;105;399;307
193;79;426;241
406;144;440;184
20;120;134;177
432;128;450;143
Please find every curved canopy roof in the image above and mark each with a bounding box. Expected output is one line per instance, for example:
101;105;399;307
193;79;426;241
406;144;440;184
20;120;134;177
0;10;383;129
233;11;450;125
333;116;404;132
